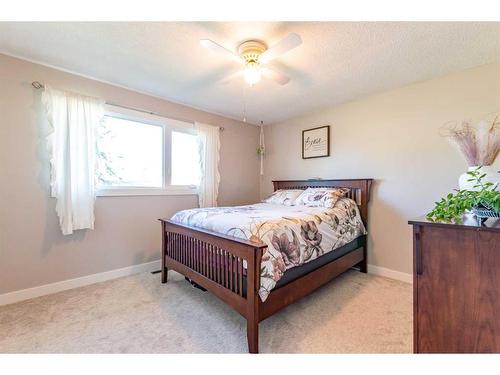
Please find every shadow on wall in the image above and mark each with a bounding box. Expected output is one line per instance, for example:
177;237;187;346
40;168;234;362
367;180;413;273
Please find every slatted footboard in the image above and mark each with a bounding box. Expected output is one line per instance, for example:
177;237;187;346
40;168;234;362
159;219;268;353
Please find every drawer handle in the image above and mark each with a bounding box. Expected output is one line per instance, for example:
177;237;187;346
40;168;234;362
415;229;422;275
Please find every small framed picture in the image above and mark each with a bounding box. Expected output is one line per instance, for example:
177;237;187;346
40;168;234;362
302;125;330;159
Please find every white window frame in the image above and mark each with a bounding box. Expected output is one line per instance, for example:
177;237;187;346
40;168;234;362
96;105;199;197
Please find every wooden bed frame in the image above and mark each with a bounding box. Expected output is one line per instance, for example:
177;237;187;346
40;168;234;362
159;178;372;353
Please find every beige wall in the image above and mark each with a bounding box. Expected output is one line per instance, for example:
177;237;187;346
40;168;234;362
0;54;260;294
261;61;500;275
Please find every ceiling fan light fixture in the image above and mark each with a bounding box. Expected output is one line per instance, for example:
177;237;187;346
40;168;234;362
200;34;301;86
244;61;261;85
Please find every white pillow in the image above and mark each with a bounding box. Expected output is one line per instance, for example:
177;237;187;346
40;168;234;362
262;189;304;206
294;187;350;208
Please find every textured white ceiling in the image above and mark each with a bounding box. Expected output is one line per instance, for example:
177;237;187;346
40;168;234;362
1;22;500;124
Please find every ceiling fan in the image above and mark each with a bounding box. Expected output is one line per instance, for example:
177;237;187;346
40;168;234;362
200;33;302;86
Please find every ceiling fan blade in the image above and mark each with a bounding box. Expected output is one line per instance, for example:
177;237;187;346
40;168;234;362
219;70;244;84
200;39;243;64
260;33;302;64
261;67;290;85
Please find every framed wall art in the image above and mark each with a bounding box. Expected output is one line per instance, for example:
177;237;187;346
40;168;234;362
302;125;330;159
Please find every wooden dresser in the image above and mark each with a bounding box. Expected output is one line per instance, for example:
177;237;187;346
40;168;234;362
408;217;500;353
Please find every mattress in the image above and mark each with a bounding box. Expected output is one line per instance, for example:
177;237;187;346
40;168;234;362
171;198;366;301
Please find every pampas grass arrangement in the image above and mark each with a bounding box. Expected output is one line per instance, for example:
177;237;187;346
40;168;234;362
443;116;500;166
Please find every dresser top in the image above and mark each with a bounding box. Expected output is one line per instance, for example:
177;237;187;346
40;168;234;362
409;215;500;232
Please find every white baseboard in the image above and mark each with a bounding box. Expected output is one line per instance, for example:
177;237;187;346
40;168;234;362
0;260;161;306
368;264;413;284
0;260;411;306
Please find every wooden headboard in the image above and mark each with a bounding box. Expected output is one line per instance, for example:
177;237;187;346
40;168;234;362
272;179;373;227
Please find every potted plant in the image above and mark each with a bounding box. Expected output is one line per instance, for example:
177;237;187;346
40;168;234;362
427;167;500;223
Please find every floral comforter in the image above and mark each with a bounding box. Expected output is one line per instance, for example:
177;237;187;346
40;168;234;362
171;198;366;301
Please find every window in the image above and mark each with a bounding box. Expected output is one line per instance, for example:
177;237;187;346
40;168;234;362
97;116;163;188
96;106;199;196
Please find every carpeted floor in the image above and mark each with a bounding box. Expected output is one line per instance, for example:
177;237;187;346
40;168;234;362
0;270;412;353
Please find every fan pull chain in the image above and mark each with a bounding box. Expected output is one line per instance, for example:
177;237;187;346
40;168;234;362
242;84;247;123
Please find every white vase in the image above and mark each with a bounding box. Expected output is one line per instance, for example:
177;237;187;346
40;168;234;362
458;166;500;191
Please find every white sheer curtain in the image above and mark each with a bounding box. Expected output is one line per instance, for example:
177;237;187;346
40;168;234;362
195;122;221;208
42;85;104;235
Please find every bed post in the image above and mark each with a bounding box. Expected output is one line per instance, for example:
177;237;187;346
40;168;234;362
246;246;263;353
161;221;168;284
359;245;368;273
357;179;371;274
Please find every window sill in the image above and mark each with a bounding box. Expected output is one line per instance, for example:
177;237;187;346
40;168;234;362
96;187;198;197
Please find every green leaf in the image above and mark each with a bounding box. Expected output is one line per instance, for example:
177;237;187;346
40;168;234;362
428;170;500;222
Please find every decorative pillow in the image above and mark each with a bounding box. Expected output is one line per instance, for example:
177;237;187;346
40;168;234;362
262;189;304;206
294;187;350;208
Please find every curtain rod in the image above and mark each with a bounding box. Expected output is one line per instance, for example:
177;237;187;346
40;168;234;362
31;81;224;131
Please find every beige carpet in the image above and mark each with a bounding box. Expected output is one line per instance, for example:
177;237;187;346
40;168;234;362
0;270;412;353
